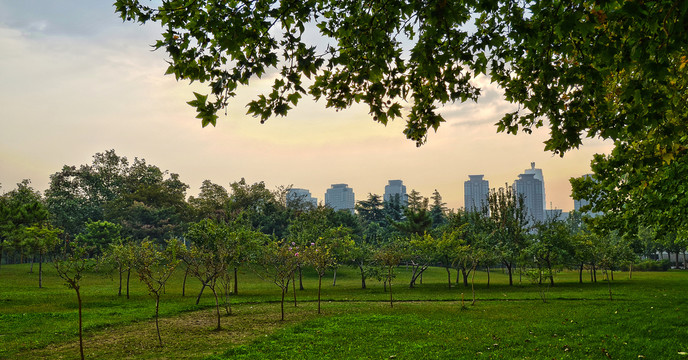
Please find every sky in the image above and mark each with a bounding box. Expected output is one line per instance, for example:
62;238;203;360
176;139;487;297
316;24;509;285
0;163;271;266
0;1;613;211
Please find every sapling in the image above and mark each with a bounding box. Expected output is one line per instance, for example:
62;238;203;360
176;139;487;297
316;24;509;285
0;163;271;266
132;238;181;346
54;242;94;360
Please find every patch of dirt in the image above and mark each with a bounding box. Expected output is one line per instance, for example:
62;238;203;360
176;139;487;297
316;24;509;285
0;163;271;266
19;302;322;359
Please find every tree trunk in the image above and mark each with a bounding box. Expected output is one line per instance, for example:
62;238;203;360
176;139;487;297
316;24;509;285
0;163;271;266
629;263;633;280
388;267;393;308
298;266;304;291
446;266;451;288
383;280;387;292
611;269;614;281
317;274;322;314
280;287;285;321
182;266;189;297
126;269;131;299
292;271;297;307
196;283;207;305
579;262;584;283
546;256;554;286
456;268;460;284
471;263;476;305
233;267;238;295
420;271;423;284
118;265;123;296
155;296;162;346
462;267;470;287
506;263;513;286
38;253;43;288
76;287;85;360
211;286;221;330
605;270;613;301
332;267;337;286
593;264;597;283
486;266;490;288
359;264;366;289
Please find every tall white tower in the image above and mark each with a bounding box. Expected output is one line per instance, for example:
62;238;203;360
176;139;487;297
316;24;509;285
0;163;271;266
524;162;546;211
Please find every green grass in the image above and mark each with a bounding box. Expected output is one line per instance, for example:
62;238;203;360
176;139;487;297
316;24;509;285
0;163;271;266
1;263;687;359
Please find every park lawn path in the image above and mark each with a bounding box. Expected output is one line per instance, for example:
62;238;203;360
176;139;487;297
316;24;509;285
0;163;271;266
18;301;322;359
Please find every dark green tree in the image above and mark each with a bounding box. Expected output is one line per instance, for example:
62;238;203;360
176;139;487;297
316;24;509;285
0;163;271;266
45;150;128;237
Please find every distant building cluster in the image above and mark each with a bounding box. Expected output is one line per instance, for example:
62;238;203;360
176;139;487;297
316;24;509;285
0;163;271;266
288;164;595;221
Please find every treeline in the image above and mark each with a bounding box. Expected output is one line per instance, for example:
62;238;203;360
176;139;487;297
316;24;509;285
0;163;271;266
1;149;686;282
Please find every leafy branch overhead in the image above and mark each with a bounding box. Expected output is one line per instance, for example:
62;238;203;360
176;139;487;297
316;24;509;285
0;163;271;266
114;0;686;149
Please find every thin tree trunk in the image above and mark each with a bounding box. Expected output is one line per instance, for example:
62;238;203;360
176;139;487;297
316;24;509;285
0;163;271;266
332;267;337;286
456;268;460;284
629;263;633;280
211;286;221;330
507;263;513;286
118;265;123;296
292;271;297;307
593;265;597;283
611;270;614;281
126;269;131;299
76;287;85;360
388;267;393;308
233;267;238;295
280;287;285;321
38;254;43;288
446;266;451;288
359;264;367;289
155;296;162;346
487;266;490;288
605;270;613;301
182;266;189;297
579;262;584;283
196;283;207;305
317;274;322;314
471;263;476;305
299;266;304;291
462;268;470;287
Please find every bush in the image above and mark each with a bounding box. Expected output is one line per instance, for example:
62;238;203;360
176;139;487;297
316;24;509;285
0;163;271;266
628;259;671;272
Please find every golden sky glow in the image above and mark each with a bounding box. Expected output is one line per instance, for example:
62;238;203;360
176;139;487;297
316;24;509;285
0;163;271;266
0;2;612;211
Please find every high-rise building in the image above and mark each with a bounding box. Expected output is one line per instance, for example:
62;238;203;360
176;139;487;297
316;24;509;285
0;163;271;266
464;175;489;212
524;162;546;212
325;184;355;213
286;188;317;208
383;180;407;205
513;173;545;223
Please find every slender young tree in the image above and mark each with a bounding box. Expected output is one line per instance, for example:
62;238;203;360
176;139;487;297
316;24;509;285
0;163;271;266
305;242;335;314
374;244;404;308
54;242;94;360
132;238;182;346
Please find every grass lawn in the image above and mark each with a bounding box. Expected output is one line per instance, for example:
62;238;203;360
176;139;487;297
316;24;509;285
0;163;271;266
1;263;686;359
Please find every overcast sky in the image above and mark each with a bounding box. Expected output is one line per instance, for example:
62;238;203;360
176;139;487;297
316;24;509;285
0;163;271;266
0;1;612;211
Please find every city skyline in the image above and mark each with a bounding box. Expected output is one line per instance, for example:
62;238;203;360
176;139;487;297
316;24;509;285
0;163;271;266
0;2;612;213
